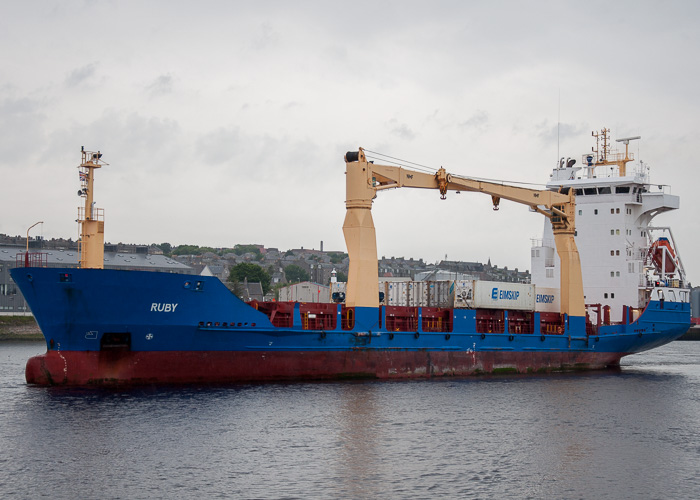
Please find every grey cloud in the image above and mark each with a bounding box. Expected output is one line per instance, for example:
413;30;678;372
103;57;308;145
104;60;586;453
535;121;588;144
65;62;98;88
197;127;241;164
0;97;46;163
250;22;279;50
147;73;175;97
459;110;488;132
389;122;416;141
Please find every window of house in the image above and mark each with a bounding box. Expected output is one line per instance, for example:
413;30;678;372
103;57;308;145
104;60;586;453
616;229;620;235
594;209;598;215
604;293;608;299
616;208;620;214
616;250;620;256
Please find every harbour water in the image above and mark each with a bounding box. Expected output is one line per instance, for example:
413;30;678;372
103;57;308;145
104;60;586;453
1;341;699;499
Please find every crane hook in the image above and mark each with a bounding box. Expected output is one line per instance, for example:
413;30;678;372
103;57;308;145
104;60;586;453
436;167;449;200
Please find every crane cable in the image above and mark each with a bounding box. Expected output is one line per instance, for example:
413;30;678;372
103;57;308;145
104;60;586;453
363;148;550;189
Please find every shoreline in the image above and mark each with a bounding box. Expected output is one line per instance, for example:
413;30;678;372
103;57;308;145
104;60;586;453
0;317;44;341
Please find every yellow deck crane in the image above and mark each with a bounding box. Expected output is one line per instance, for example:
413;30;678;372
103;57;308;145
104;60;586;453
343;148;584;318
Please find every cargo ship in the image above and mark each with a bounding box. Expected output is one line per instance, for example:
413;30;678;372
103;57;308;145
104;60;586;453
11;136;691;385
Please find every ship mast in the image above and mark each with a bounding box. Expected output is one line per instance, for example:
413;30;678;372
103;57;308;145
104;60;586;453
588;128;640;177
77;147;107;269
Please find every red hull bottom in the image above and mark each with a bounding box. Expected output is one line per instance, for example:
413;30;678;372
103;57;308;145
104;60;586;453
25;349;628;386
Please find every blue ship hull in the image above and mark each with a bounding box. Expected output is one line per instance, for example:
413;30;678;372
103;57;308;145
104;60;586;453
10;267;691;385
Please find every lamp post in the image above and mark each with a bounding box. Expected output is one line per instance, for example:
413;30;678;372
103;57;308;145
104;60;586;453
25;221;43;267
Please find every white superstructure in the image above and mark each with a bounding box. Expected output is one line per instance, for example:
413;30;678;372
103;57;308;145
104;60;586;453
531;129;687;323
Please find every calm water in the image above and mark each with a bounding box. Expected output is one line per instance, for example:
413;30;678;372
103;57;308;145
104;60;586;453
1;342;699;499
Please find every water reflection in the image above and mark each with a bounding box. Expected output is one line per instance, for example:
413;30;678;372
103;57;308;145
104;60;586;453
332;382;382;498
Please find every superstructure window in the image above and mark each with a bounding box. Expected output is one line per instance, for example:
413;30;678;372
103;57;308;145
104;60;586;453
584;188;597;195
616;186;630;193
599;187;611;194
575;189;583;195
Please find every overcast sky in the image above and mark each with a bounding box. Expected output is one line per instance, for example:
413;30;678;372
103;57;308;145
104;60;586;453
2;1;699;281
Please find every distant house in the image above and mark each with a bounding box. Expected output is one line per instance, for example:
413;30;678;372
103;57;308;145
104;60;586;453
200;264;228;281
240;281;264;302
